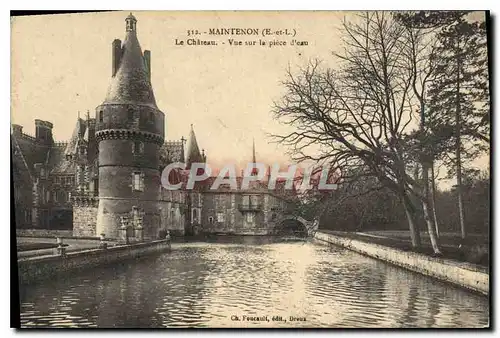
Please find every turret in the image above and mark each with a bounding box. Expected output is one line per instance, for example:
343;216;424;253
251;138;258;176
95;13;165;241
185;124;204;169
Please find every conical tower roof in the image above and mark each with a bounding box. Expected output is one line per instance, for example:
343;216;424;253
185;124;204;166
250;138;259;176
252;138;256;164
65;117;85;155
103;13;157;108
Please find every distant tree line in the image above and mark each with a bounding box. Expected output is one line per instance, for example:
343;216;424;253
316;170;489;236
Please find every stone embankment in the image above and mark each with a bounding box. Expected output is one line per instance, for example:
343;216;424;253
17;239;171;285
314;231;488;296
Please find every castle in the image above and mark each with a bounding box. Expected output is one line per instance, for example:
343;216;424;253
12;14;298;241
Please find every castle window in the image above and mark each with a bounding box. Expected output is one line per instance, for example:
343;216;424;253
191;209;200;224
132;172;144;191
245;213;255;223
250;195;259;207
216;212;225;223
133;141;144;154
99;111;103;123
208;216;214;224
24;209;31;223
242;195;250;206
93;178;99;196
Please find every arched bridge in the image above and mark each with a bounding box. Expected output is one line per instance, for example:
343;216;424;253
271;215;319;237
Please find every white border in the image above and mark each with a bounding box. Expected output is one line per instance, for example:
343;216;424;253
3;2;497;337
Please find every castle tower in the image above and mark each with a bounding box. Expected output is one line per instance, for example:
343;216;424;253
95;13;165;240
184;124;205;235
185;124;204;168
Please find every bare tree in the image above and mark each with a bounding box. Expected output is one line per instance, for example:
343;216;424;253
398;14;441;254
272;12;439;249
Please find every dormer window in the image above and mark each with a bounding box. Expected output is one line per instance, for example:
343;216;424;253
126;20;134;31
126;13;137;32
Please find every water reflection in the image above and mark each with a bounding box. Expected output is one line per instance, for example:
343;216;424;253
19;237;489;328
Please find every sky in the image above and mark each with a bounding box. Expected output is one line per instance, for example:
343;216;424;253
11;11;489;188
11;11;348;167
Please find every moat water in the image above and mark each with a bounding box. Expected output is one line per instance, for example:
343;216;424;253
19;236;489;328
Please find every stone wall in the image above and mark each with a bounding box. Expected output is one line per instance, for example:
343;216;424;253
16;229;74;238
314;231;489;296
158;200;185;236
72;197;99;237
18;239;171;285
201;191;288;235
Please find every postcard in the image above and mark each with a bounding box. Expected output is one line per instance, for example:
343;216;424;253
11;10;490;329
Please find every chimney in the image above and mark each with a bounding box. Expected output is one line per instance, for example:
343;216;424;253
112;39;122;77
35;119;53;146
144;50;151;80
12;124;23;136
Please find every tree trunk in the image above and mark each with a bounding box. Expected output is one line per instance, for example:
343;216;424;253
430;162;440;238
456;43;466;240
402;193;421;248
419;94;440;254
421;164;442;255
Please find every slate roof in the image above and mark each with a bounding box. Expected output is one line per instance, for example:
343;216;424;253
185;125;204;167
11;116;98;178
11;134;49;177
49;145;77;174
103;16;157;108
64;118;85;156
